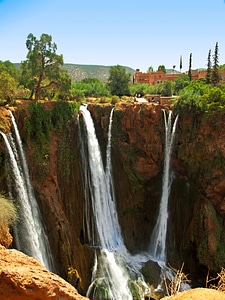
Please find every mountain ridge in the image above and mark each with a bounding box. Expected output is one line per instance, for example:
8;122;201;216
62;63;135;82
14;63;135;83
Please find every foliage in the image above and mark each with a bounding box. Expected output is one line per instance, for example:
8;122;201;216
147;66;154;72
0;193;17;227
0;60;19;103
173;73;190;95
71;82;85;100
171;80;224;114
108;65;131;96
129;83;161;96
212;42;220;86
0;60;20;81
158;65;166;73
0;71;17;103
188;53;192;81
21;33;66;100
71;78;110;99
206;49;212;84
111;95;120;105
161;80;172;96
179;55;183;71
51;101;80;128
54;72;72;100
219;64;225;70
25;101;52;146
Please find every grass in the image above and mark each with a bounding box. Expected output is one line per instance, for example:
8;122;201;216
0;193;17;227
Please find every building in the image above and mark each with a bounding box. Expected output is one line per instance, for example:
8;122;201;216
134;69;180;86
134;69;225;85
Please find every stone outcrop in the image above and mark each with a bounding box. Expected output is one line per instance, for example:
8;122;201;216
0;245;89;300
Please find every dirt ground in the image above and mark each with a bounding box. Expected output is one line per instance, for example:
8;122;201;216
162;288;225;299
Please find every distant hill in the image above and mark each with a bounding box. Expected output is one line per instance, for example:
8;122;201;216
63;64;135;82
14;63;135;83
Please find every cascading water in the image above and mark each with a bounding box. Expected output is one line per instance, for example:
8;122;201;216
0;112;54;271
150;110;179;262
79;104;150;300
79;105;124;251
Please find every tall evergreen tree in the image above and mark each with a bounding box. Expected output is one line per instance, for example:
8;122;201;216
206;49;212;84
188;53;192;81
211;42;220;86
179;55;182;72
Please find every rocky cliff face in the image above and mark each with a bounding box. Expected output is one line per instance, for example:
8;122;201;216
88;103;225;283
1;101;225;294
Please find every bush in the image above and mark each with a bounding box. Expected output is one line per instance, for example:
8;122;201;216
0;194;17;227
111;95;120;105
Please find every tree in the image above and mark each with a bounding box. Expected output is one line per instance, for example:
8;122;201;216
174;73;190;95
0;60;20;81
206;49;212;84
21;33;65;100
0;71;17;102
211;42;220;86
158;65;166;73
107;65;130;96
0;60;20;102
147;66;154;72
71;78;110;99
188;53;192;81
161;81;172;96
179;55;183;72
55;72;72;100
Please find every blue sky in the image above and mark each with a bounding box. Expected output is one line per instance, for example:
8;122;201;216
0;0;225;72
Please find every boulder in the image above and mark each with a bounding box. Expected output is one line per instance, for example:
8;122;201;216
162;287;225;300
0;246;89;300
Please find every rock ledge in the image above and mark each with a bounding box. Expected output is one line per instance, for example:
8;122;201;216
0;246;88;300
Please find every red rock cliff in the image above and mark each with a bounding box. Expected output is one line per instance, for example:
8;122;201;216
1;102;225;292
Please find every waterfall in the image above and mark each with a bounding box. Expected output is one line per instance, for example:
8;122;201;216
79;104;151;300
79;104;123;251
0;112;54;271
150;110;179;262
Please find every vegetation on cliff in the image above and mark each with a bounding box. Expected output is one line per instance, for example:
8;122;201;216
22;101;80;182
0;193;17;228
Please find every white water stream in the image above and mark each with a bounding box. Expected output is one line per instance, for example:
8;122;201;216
150;110;179;262
79;104;150;300
0;112;53;271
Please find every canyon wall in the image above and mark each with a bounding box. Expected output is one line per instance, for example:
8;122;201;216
88;102;225;285
1;101;225;292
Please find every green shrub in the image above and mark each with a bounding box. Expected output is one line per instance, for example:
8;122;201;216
111;95;120;105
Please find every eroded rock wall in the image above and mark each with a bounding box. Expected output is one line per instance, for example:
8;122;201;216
1;102;225;291
89;103;225;283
